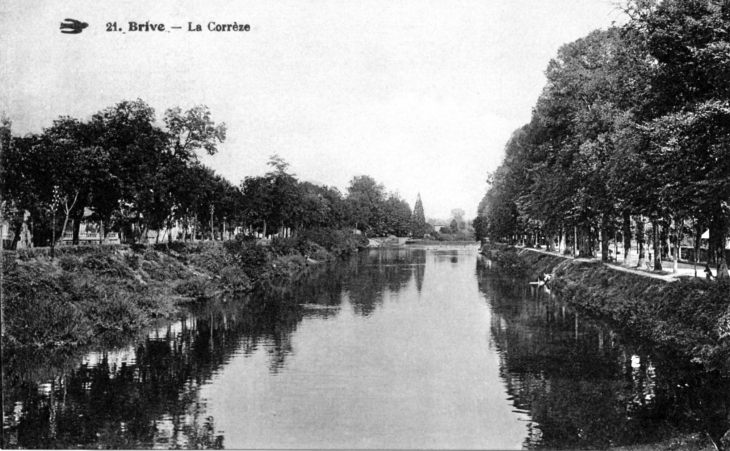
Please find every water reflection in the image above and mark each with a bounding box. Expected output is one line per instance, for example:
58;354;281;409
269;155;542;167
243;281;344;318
477;256;730;449
2;250;433;449
4;250;730;449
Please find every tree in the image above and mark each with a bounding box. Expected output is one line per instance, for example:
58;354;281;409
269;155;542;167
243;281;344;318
39;117;109;244
628;0;730;278
346;175;385;233
450;219;459;234
241;175;273;237
472;215;488;241
380;193;412;236
642;101;730;278
164;105;227;164
265;155;300;236
411;194;427;238
451;208;466;231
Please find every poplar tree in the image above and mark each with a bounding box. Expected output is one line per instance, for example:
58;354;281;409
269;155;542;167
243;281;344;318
412;194;426;238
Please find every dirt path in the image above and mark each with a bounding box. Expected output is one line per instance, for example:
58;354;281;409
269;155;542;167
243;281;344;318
513;246;705;282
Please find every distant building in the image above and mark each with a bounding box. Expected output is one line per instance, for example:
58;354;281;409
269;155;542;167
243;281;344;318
427;219;449;233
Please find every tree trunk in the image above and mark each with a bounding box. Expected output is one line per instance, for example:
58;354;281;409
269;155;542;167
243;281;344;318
672;218;679;274
51;210;56;258
711;218;729;280
652;220;662;271
193;212;198;242
600;216;609;262
72;216;82;245
622;211;631;266
694;220;702;277
182;216;188;242
10;218;22;250
635;217;645;268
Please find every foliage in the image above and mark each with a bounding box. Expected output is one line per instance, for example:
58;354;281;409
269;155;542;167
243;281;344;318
476;7;730;274
491;248;530;277
411;194;427;238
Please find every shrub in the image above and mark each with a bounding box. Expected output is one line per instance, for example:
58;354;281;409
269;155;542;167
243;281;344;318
124;253;141;270
58;255;80;272
174;277;212;298
3;263;92;347
270;236;303;256
238;243;272;280
82;254;133;279
219;266;252;292
4;291;93;347
83;290;148;332
493;249;529;277
189;242;236;273
298;228;368;257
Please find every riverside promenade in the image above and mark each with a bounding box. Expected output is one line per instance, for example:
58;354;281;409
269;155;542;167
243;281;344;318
507;245;712;282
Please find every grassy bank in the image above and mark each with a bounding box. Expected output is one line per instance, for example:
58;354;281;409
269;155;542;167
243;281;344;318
484;244;730;372
2;229;368;349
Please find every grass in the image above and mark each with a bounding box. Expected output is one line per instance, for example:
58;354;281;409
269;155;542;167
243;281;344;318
2;229;369;350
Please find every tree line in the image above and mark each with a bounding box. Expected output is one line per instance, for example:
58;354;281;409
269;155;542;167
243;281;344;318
1;99;426;248
474;0;730;279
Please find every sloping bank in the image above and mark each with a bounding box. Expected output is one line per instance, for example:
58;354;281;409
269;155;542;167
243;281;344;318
2;229;368;349
483;243;730;372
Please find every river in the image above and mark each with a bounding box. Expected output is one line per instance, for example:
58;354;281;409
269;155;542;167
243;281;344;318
3;248;729;449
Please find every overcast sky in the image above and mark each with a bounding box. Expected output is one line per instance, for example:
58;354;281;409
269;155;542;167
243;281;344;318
1;0;624;219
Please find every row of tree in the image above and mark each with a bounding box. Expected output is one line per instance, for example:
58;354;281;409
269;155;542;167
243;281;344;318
475;0;730;278
0;99;428;248
239;160;418;238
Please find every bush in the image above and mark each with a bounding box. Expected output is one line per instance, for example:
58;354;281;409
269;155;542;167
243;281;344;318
493;249;529;277
4;291;93;347
219;266;252;292
174;277;212;298
58;255;80;272
270;236;304;256
298;228;368;257
224;238;272;281
82;254;134;279
188;242;237;274
124;253;141;270
82;290;148;332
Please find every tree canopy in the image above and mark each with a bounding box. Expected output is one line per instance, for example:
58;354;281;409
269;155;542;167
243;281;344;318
475;0;730;278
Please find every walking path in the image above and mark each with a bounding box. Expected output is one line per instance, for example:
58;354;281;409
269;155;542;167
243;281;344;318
512;245;708;282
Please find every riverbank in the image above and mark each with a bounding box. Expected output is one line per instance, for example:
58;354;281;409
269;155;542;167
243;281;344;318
482;243;730;372
2;230;368;349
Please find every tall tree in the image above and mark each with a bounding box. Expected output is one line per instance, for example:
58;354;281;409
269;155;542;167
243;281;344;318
164;105;227;164
346;175;385;234
411;194;427;238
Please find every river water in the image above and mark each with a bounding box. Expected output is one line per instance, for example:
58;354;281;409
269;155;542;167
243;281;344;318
3;248;729;449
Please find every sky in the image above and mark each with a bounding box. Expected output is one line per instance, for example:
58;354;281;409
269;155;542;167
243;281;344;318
0;0;625;220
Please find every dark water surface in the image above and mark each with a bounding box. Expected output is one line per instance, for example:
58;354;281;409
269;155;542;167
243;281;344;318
3;249;730;449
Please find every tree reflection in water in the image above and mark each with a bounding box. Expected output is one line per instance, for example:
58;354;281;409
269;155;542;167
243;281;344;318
14;250;729;449
346;249;423;316
3;249;424;449
477;256;730;449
